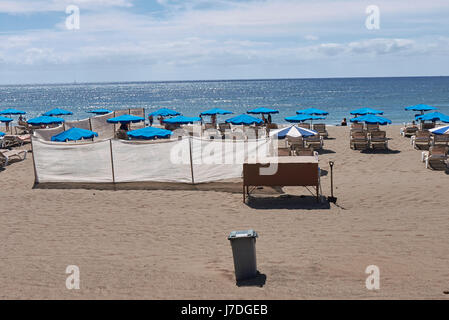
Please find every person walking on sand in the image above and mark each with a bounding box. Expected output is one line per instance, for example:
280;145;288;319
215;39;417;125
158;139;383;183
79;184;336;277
268;114;272;124
149;115;154;127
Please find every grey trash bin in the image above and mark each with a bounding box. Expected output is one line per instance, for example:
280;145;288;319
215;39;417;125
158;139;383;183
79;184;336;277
228;229;258;282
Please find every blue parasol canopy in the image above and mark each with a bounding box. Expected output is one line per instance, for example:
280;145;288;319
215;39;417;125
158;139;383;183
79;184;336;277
296;108;328;116
43;108;73;116
225;114;263;125
200;108;233;116
0;116;14;123
415;112;449;123
163;116;201;124
430;125;449;135
107;114;145;124
405;104;437;112
350;114;392;125
51;127;98;142
269;125;318;139
247;107;279;114
27;116;65;125
87;108;112;115
0;108;26;115
127;126;173;140
149;108;181;117
285;114;326;123
0;131;5;137
350;108;384;116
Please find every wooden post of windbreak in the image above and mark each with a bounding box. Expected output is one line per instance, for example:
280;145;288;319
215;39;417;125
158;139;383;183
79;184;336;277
189;136;195;185
30;137;39;186
109;139;116;189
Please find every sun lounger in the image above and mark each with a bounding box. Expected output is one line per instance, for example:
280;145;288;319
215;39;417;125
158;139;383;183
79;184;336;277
286;136;304;150
412;131;431;150
421;122;436;131
424;145;448;170
312;123;328;138
265;123;278;134
277;147;291;156
400;126;418;137
350;131;369;150
218;123;231;135
432;134;449;146
304;135;323;150
1;134;31;148
370;130;388;150
0;149;27;166
366;123;380;132
350;123;364;136
298;123;311;129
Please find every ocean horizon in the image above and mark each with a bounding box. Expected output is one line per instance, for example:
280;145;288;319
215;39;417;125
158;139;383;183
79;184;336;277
1;76;448;125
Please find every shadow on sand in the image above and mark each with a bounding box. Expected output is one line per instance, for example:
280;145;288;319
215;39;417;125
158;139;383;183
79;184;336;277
236;271;267;287
361;148;401;154
246;195;330;210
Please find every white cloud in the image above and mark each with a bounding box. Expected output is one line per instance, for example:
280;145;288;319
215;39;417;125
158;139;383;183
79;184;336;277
0;0;133;13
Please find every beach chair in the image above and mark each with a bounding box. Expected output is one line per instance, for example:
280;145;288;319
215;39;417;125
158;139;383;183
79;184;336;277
370;130;388;150
350;131;369;150
204;123;216;130
400;125;418;137
432;134;449;146
265;123;278;134
1;134;31;148
0;149;27;166
277;147;291;156
424;145;448;170
298;123;311;129
115;130;128;140
350;123;364;136
412;131;431;150
312;123;328;139
366;123;380;132
421;122;436;131
304;135;323;150
218;123;231;135
286;136;304;150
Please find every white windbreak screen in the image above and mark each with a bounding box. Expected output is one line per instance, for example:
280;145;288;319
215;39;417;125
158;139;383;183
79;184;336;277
33;137;272;184
33;138;113;183
90;113;115;139
65;118;91;130
33;125;65;141
111;138;193;183
191;137;271;183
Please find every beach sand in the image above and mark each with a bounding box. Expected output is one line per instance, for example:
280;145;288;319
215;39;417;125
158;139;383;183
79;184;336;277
1;125;449;299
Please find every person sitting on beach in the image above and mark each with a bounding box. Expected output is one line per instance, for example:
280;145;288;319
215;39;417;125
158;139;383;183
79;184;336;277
159;116;164;125
341;118;347;126
119;123;129;131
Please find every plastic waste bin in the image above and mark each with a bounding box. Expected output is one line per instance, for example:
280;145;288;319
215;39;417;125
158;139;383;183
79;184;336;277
228;229;258;282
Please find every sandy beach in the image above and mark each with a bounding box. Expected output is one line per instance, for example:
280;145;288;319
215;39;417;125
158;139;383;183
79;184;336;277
1;124;449;299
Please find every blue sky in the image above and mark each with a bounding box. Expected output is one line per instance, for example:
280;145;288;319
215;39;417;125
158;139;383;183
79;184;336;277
1;0;449;84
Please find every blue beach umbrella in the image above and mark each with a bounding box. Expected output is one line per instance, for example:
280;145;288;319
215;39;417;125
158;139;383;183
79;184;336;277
247;107;279;114
149;108;181;117
285;114;326;123
350;114;392;125
43;108;73;116
163;116;201;124
350;108;384;116
107;114;145;124
87;108;112;115
225;114;263;125
405;104;437;113
200;108;233;116
430;125;449;135
127;126;172;140
0;131;5;137
269;125;318;139
0;108;26;115
296;108;328;116
27;116;65;125
0;116;14;123
415;112;449;123
51;127;98;142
